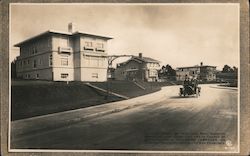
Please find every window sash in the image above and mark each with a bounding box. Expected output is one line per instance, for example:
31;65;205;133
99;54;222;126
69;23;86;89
61;58;68;66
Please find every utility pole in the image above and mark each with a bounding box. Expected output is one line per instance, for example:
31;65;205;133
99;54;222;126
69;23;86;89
105;55;134;99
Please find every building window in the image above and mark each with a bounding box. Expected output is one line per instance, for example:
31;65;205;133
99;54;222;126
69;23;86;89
33;60;37;68
92;73;98;78
149;70;157;77
61;58;68;66
96;43;105;52
61;73;69;78
27;60;30;64
39;59;42;65
32;47;37;54
36;74;39;79
85;41;93;47
84;41;94;50
49;54;53;66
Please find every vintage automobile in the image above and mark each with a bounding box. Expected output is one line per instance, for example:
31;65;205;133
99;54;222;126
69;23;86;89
179;82;201;97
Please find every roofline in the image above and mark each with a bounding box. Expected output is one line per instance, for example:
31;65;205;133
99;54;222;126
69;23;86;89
14;30;70;47
132;57;160;63
117;56;160;66
73;31;113;40
14;30;113;47
176;65;217;69
117;58;142;65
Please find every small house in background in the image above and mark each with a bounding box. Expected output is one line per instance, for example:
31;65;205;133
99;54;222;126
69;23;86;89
14;23;112;82
114;53;161;82
107;67;115;80
176;62;216;82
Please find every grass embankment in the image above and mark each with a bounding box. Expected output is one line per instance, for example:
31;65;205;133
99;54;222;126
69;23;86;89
11;80;169;121
90;80;163;98
11;81;122;121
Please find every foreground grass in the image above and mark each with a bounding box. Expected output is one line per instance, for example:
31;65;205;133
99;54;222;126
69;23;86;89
11;80;168;121
12;81;122;121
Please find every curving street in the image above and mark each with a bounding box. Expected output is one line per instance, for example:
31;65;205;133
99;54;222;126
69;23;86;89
11;84;238;152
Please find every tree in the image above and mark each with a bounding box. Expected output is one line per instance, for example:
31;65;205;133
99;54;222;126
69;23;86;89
232;66;238;73
222;65;234;73
165;64;176;76
158;64;176;80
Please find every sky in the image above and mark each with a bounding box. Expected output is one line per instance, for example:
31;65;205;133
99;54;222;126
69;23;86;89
10;4;239;70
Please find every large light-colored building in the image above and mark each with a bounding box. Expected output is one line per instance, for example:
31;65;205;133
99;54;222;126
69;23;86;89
176;62;216;81
114;53;161;82
14;23;112;82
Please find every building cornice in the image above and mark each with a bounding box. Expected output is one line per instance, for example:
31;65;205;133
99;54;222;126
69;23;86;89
15;30;113;47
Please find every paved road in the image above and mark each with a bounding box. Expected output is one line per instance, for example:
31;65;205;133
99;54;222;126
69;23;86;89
11;84;238;152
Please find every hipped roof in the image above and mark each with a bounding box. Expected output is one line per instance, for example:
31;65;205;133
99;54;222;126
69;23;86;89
118;56;160;66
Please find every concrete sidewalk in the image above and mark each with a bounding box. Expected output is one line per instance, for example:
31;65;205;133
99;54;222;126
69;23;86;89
11;86;173;141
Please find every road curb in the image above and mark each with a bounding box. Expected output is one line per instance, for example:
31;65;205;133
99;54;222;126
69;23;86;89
12;100;150;141
209;86;238;91
12;87;167;142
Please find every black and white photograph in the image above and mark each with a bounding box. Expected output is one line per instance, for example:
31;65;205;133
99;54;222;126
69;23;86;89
9;3;240;153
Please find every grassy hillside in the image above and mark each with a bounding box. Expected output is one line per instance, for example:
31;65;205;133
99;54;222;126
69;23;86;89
11;81;121;121
11;80;164;121
90;80;161;98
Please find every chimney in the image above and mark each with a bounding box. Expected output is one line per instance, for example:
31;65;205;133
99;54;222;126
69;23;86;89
200;62;203;66
68;22;76;33
139;53;142;58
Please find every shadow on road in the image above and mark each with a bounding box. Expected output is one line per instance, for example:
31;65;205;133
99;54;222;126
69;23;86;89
169;96;197;99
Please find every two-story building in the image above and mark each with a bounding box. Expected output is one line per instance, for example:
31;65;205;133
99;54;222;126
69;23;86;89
176;62;216;81
114;53;161;82
14;23;112;82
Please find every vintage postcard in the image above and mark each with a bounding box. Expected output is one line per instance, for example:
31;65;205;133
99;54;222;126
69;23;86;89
1;1;249;156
